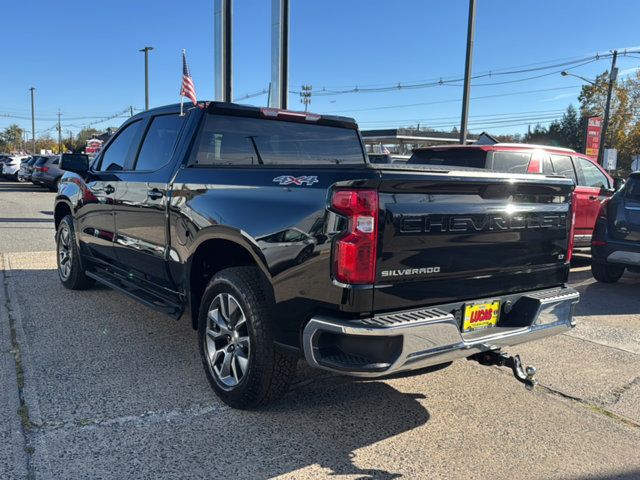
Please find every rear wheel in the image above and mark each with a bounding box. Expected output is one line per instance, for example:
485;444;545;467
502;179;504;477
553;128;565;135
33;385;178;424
591;262;624;283
56;215;95;290
198;266;297;409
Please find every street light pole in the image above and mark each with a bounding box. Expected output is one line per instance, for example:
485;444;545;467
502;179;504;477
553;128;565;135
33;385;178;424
598;50;618;166
459;0;476;144
139;46;154;110
29;87;35;155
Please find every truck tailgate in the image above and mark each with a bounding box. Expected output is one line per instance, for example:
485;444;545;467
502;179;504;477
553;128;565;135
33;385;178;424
373;167;574;312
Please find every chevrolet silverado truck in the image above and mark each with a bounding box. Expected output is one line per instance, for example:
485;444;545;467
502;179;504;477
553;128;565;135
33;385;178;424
54;102;580;409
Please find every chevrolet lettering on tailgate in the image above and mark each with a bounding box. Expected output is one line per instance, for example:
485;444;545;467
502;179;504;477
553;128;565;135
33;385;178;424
396;213;567;234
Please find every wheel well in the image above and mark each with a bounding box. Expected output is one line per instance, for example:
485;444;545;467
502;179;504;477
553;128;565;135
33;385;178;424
189;239;259;329
54;203;72;230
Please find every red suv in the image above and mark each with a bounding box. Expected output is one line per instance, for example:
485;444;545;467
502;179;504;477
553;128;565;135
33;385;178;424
408;143;617;247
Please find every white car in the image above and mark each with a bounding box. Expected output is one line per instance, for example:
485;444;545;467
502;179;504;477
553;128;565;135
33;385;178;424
1;155;30;180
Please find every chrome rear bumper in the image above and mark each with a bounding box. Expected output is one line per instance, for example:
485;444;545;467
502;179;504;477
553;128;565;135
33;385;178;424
302;287;579;377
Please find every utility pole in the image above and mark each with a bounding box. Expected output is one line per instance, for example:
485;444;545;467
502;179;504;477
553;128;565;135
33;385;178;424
269;0;289;109
214;0;233;102
139;46;154;110
57;111;62;154
300;85;312;111
598;50;618;166
130;105;134;116
29;87;36;155
459;0;476;144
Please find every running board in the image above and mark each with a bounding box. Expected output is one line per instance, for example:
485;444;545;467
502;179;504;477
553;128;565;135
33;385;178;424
86;269;184;318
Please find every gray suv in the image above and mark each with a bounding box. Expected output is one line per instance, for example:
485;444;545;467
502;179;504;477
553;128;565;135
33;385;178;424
32;155;65;190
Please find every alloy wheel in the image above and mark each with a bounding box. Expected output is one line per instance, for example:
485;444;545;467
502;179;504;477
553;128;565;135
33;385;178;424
204;293;251;389
57;226;72;281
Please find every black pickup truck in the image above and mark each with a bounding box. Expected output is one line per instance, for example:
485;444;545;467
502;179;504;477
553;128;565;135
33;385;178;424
54;102;579;409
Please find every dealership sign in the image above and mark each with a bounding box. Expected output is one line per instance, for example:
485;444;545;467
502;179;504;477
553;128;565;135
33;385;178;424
585;116;602;160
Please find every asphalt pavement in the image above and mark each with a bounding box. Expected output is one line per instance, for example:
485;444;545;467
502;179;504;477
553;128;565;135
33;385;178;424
1;179;639;480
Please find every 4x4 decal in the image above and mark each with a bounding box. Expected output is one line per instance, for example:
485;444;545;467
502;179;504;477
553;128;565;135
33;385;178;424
272;175;319;186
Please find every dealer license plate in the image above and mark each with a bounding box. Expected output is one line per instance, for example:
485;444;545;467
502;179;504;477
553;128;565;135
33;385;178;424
463;300;501;332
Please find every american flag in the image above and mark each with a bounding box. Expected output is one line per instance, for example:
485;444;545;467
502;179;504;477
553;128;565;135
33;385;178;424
180;50;198;106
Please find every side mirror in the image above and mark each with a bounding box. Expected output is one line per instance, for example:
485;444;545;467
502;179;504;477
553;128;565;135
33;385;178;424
60;153;89;175
612;177;626;191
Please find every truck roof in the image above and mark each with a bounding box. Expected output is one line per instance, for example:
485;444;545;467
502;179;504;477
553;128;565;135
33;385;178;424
415;143;577;154
137;101;358;130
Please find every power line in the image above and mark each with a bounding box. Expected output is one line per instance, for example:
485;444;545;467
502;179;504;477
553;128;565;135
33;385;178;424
325;85;583;114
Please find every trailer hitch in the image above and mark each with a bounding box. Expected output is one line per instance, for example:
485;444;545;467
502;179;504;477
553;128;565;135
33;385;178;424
470;350;537;390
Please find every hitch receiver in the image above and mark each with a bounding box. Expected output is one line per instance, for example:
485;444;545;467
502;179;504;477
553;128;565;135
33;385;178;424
470;350;538;390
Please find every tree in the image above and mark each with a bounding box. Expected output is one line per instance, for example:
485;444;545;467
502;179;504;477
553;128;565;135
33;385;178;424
559;105;582;151
1;124;25;152
578;69;640;171
69;127;101;153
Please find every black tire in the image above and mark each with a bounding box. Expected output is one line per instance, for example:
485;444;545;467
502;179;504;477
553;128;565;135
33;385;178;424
48;178;60;192
198;266;297;409
591;262;624;283
56;215;95;290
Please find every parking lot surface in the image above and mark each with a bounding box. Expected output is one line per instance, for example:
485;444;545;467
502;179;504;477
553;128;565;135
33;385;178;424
1;179;639;479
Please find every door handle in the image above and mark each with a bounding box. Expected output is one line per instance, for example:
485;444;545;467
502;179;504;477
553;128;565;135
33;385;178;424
588;195;599;201
104;184;115;194
147;188;164;200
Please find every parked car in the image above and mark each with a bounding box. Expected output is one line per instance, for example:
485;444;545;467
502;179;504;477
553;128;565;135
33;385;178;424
54;102;579;409
408;143;620;247
32;155;66;190
17;156;41;182
591;172;640;282
1;155;30;180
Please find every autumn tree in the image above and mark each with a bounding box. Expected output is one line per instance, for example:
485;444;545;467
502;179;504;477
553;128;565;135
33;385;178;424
578;69;640;170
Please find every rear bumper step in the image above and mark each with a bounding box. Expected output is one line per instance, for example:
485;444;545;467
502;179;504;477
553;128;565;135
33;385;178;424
302;286;579;377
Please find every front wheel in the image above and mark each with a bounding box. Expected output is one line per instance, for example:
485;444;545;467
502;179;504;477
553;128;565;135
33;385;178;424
198;266;297;409
591;262;624;283
56;216;95;290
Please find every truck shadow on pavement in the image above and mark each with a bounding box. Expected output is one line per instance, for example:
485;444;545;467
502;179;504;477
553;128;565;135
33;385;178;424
259;377;429;479
5;265;430;479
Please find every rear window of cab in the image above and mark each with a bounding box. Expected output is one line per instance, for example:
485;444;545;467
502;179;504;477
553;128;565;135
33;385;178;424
189;115;366;166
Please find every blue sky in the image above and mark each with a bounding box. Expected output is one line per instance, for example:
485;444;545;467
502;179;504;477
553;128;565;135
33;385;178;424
2;0;640;138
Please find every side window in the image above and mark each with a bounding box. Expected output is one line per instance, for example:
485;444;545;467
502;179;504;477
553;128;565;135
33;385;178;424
550;155;577;183
52;157;59;165
625;178;640;200
491;151;531;173
98;120;144;172
134;114;184;171
577;157;609;189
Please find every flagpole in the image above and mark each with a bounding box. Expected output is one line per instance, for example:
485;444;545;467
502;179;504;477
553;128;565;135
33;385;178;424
180;49;186;116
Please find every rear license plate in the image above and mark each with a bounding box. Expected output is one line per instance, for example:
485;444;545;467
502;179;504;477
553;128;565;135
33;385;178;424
463;300;501;332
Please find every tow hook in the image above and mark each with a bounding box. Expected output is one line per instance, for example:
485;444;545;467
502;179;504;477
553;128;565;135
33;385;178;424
470;351;538;390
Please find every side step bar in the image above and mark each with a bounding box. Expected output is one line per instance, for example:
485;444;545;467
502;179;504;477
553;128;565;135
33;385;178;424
86;268;184;318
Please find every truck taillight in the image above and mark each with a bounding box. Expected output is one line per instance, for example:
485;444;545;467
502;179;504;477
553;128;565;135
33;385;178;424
566;192;576;263
331;189;378;284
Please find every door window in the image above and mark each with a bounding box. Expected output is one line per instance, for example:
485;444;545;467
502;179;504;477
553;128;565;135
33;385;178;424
550;155;577;183
134;114;184;171
97;120;144;172
625;177;640;200
577;157;609;189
